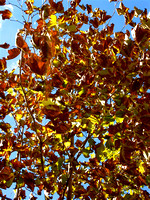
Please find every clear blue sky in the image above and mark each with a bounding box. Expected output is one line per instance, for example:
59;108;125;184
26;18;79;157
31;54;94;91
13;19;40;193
0;0;150;199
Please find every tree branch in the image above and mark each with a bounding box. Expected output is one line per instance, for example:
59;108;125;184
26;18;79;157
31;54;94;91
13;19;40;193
0;194;12;200
67;136;74;200
19;50;45;176
76;133;92;160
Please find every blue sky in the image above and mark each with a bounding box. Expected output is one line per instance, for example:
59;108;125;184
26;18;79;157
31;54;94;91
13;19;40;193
0;0;150;199
0;0;150;60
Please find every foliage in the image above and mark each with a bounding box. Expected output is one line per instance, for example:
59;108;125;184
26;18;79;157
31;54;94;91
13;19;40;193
0;0;150;199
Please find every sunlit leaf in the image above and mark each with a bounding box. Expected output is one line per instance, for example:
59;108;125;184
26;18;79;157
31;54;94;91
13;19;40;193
7;48;20;60
64;141;71;148
48;14;57;27
16;113;22;122
0;9;12;19
115;117;124;123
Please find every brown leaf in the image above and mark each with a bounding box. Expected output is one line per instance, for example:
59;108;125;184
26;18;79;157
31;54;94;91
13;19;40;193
0;57;6;70
0;0;5;5
0;9;12;20
24;172;35;192
125;10;135;25
0;43;10;49
140;114;150;128
43;106;61;119
131;24;150;43
7;48;20;60
16;35;29;52
55;1;64;13
86;4;92;14
90;18;99;28
26;53;48;75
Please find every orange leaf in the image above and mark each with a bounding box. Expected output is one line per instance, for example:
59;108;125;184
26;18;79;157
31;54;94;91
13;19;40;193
7;48;20;60
0;9;12;20
0;42;10;49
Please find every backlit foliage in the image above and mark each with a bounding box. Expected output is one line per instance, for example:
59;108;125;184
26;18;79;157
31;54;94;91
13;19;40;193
0;0;150;199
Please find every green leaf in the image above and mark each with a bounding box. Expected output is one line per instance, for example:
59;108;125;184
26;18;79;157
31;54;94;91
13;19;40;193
6;173;14;188
82;148;91;158
96;143;105;161
57;157;64;170
98;69;109;75
103;115;115;122
61;174;68;184
67;25;76;32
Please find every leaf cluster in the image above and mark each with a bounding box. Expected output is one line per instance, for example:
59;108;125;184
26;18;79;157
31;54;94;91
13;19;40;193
0;0;150;199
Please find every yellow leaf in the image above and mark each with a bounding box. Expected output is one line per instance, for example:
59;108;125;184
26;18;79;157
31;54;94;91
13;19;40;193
116;117;124;123
7;88;13;94
90;153;95;158
55;134;62;142
49;15;57;27
64;142;71;148
16;114;22;122
129;189;133;195
88;115;98;124
27;0;34;3
139;162;145;174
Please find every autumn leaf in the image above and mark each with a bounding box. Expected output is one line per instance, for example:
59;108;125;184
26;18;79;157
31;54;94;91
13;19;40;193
0;9;12;19
0;0;5;5
0;57;6;69
16;34;29;52
86;4;92;14
131;24;150;43
0;43;10;49
26;53;48;75
0;0;150;199
7;48;20;60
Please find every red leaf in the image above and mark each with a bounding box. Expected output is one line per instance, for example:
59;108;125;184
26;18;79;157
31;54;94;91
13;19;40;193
0;9;12;19
0;43;10;49
7;48;20;60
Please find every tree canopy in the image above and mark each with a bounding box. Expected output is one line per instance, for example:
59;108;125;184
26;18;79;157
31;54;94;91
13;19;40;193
0;0;150;199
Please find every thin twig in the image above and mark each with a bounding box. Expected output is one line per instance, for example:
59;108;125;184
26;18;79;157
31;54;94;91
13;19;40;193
0;194;12;200
62;133;92;200
9;19;24;25
76;133;92;160
104;0;120;28
67;136;74;200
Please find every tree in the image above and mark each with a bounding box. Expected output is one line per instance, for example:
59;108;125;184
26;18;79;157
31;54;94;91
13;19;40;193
0;0;150;199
